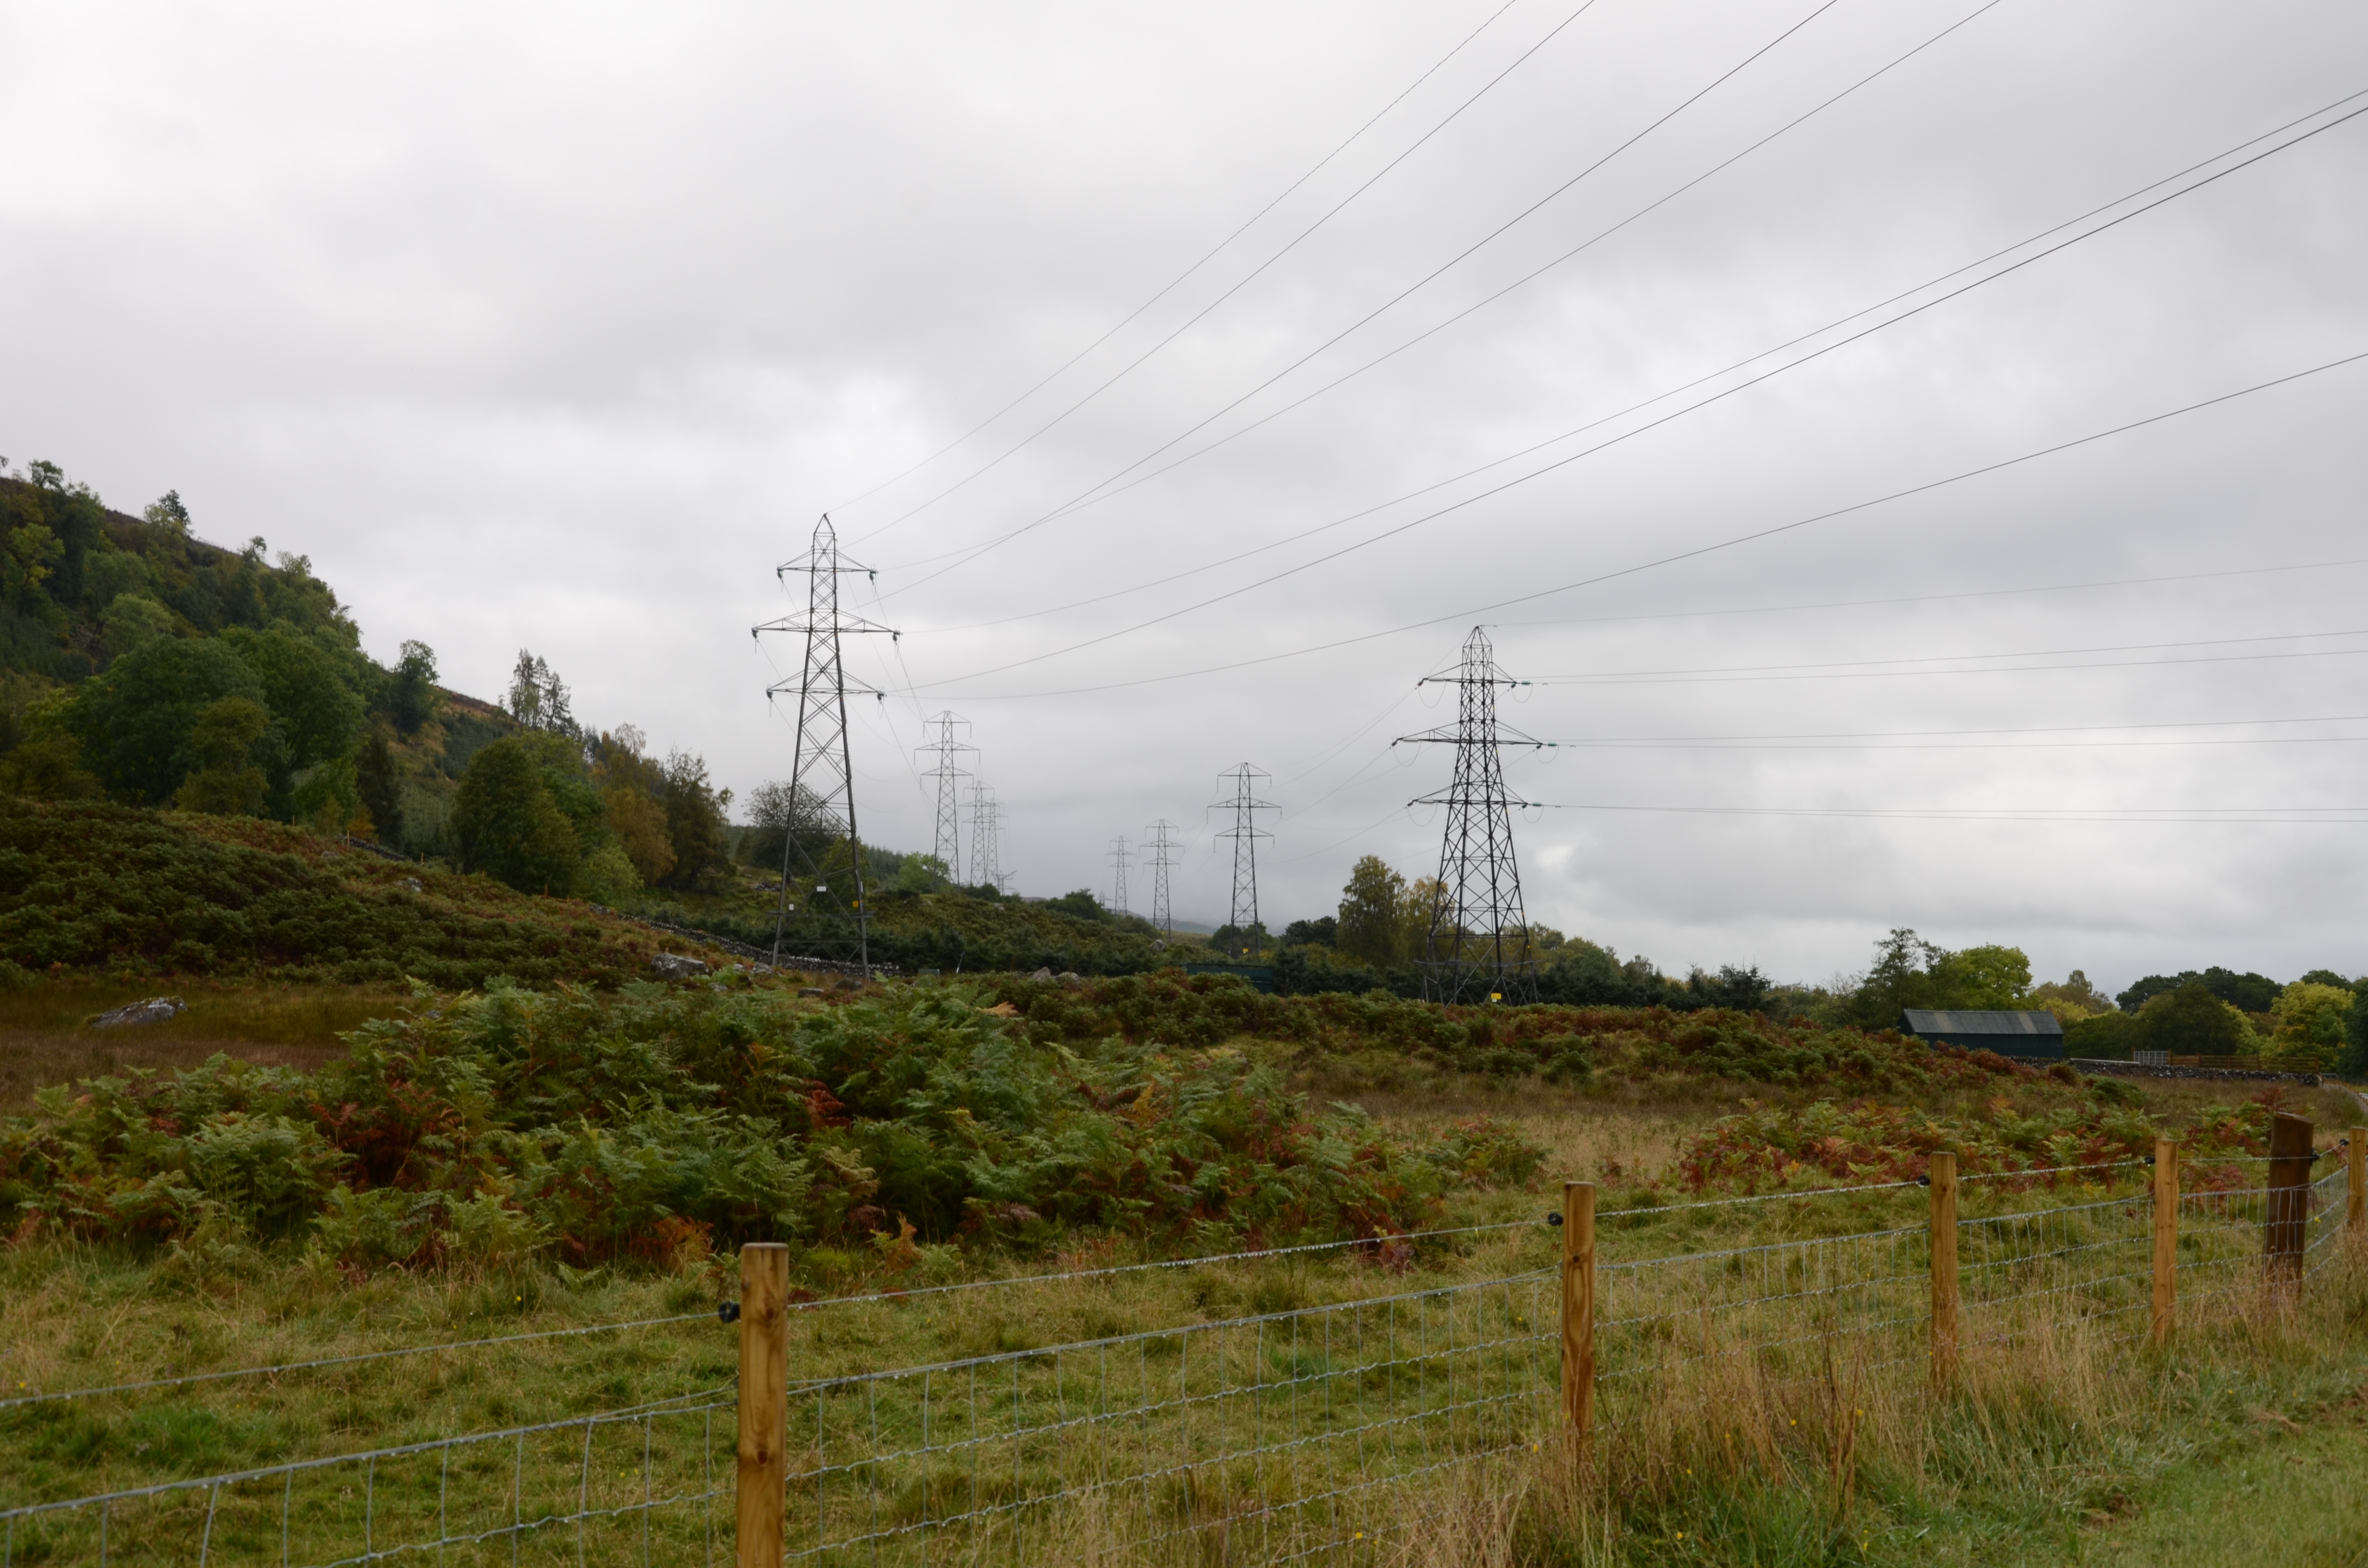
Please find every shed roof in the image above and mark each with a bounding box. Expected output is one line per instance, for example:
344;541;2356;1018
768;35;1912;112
1899;1009;2063;1037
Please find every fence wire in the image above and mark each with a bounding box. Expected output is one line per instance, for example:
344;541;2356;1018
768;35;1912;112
10;1159;2362;1568
0;1391;733;1568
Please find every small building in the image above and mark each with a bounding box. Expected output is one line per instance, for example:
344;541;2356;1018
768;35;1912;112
1899;1008;2064;1061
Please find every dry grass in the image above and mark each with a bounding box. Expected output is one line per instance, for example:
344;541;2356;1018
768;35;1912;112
0;984;401;1109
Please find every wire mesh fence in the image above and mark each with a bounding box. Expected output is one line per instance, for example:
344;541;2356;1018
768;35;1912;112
8;1139;2363;1568
0;1391;733;1568
778;1268;1558;1565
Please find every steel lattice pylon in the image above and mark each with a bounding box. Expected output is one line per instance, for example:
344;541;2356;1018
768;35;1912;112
1107;835;1132;916
915;712;976;883
1398;627;1544;1004
752;515;898;973
966;780;1006;892
1144;819;1180;936
1209;764;1274;956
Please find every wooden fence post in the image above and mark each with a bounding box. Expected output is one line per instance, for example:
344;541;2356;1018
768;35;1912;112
2151;1138;2177;1347
1929;1152;1958;1390
2348;1127;2365;1237
1561;1181;1595;1453
2267;1114;2313;1286
738;1242;789;1568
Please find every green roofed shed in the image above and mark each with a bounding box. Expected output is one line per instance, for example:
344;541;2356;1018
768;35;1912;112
1899;1008;2065;1060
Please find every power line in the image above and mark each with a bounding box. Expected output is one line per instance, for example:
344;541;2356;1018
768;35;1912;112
1523;625;2368;685
880;0;1858;592
751;516;900;972
1533;711;2368;749
828;0;1527;518
1399;627;1544;1004
1209;764;1276;955
1526;801;2368;824
1144;819;1180;936
849;0;1617;545
1107;834;1133;917
911;86;2368;640
914;710;977;880
916;346;2368;700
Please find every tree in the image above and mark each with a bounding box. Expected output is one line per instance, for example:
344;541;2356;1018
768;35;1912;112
1928;944;2032;1009
2133;981;2254;1057
355;728;406;847
2343;983;2368;1078
99;594;176;659
142;491;191;532
1047;889;1110;923
1846;929;1943;1027
2029;969;2114;1021
1336;856;1408;967
2116;967;2281;1015
70;637;266;803
386;640;439;735
1282;917;1337;947
454;735;583;894
739;779;839;875
604;784;675;885
658;748;732;889
506;649;577;736
2270;981;2354;1061
172;697;271;815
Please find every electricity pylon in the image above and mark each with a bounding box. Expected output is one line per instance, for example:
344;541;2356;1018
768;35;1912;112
966;780;1005;892
915;712;975;882
1396;626;1545;1004
1209;764;1274;957
1144;819;1180;936
751;514;898;974
1107;835;1132;916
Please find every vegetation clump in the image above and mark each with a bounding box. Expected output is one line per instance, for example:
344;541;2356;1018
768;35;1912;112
0;980;1542;1268
0;798;685;986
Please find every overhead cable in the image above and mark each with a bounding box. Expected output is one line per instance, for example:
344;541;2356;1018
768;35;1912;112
916;84;2368;633
916;345;2368;699
910;106;2368;689
847;0;1617;543
880;0;1864;590
827;0;1526;515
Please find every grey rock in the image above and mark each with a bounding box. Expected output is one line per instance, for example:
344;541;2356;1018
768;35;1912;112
1028;968;1055;982
400;877;424;894
651;953;711;980
91;996;187;1029
1057;971;1083;987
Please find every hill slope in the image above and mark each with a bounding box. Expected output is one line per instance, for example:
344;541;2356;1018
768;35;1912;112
0;798;711;987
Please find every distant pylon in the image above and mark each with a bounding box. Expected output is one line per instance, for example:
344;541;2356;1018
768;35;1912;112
966;779;1005;891
1396;626;1545;1004
1209;764;1274;956
751;515;898;974
915;712;976;882
1108;835;1132;916
1144;819;1180;936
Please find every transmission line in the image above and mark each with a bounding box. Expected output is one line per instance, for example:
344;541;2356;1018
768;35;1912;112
915;85;2368;641
850;0;1618;545
751;516;899;973
883;0;1870;594
831;0;1525;518
914;711;977;881
918;345;2368;700
1209;765;1275;956
966;779;1006;891
1107;835;1133;917
1397;628;1545;1004
1144;819;1180;936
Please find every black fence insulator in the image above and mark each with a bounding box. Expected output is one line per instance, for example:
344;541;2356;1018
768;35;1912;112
1545;1213;1564;1226
717;1301;740;1324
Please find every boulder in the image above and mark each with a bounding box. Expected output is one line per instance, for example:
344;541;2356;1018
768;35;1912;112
651;953;710;980
91;996;187;1029
1028;967;1055;982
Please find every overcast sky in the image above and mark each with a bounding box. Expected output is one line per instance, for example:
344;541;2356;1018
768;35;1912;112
6;0;2366;991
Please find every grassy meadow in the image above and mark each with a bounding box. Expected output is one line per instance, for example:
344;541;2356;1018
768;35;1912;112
2;970;2367;1566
